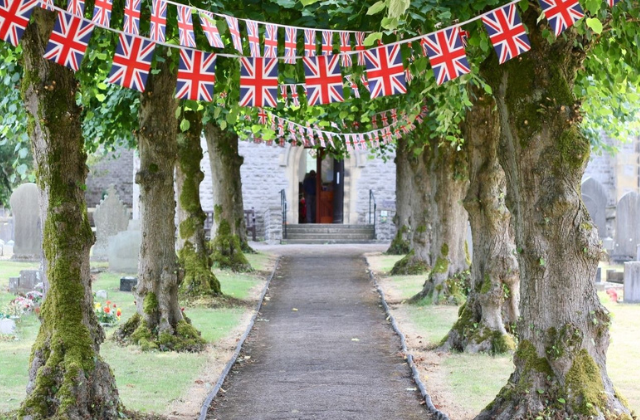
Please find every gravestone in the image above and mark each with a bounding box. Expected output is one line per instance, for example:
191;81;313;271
107;220;141;274
607;270;624;284
8;270;41;293
614;192;640;261
623;262;640;303
595;267;602;283
120;277;137;292
581;178;608;239
93;186;130;261
0;214;13;243
9;183;42;261
95;290;108;300
0;319;16;335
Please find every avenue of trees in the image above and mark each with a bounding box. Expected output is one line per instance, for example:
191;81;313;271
1;0;639;418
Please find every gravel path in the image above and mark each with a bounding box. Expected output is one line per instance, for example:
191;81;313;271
207;245;430;420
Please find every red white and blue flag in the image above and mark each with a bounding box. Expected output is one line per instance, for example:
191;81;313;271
423;27;470;85
239;57;278;108
355;32;365;66
482;5;530;64
264;24;278;57
303;54;344;106
290;85;300;106
363;44;407;99
177;5;195;48
538;0;584;37
0;0;38;46
66;0;84;17
91;0;112;27
123;0;140;35
304;29;316;56
40;0;52;11
176;49;216;102
257;107;267;125
44;12;94;71
149;0;166;42
107;33;155;92
345;74;359;98
200;11;223;48
225;16;243;53
246;20;260;57
339;32;352;67
608;0;620;6
321;30;333;55
284;27;297;64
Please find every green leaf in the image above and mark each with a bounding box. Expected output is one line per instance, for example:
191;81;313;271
558;398;566;404
364;32;383;47
381;17;398;30
300;0;320;5
586;18;603;34
388;0;409;18
179;118;190;132
367;1;387;15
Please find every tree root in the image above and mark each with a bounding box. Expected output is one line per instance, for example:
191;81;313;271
115;313;206;352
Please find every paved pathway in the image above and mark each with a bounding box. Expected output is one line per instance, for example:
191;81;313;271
207;245;429;420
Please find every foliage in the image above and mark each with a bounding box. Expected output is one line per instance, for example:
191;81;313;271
94;300;122;325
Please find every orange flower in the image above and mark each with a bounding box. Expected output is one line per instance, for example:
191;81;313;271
112;304;117;308
116;309;122;317
106;300;111;305
104;306;111;314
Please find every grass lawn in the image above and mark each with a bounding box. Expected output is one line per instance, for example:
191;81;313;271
368;253;640;416
0;251;273;415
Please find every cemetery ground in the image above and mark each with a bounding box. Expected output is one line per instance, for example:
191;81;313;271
366;253;640;420
0;252;275;418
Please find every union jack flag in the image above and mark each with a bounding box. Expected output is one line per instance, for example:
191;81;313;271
257;107;267;125
339;32;352;67
290;85;300;106
264;24;278;57
246;20;260;57
91;0;112;27
280;84;288;105
364;45;406;99
200;11;223;48
423;27;470;85
177;5;195;48
304;29;316;56
176;49;216;102
40;0;52;10
459;29;470;47
149;0;166;42
381;111;388;126
317;130;326;147
123;0;140;35
608;0;620;6
0;0;38;46
355;32;365;65
391;109;398;123
345;75;359;98
225;16;243;53
303;55;344;106
44;12;94;71
538;0;584;37
482;4;531;64
66;0;83;17
107;33;156;92
284;27;297;64
239;57;278;108
321;30;333;55
372;114;377;128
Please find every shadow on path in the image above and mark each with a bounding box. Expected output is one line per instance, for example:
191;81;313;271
208;245;430;419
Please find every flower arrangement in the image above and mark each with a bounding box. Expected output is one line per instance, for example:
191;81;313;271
5;296;35;318
95;300;122;326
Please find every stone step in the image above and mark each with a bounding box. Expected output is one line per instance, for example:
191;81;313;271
286;224;374;234
280;239;380;245
286;233;375;240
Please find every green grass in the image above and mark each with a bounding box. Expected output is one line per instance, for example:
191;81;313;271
0;261;40;309
405;305;459;346
371;254;404;274
214;269;262;300
245;252;272;272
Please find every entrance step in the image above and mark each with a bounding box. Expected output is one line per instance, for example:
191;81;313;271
281;239;380;245
282;224;376;244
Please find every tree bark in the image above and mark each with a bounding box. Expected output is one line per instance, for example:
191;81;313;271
116;50;204;352
18;8;121;418
440;90;519;355
176;108;221;298
407;137;470;304
477;12;630;419
204;121;252;272
386;136;413;255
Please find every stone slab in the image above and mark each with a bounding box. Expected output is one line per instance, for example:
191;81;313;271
9;183;42;261
0;318;16;335
108;229;140;274
119;277;137;292
624;262;640;303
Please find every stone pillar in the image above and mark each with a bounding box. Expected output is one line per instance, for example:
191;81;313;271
623;262;640;303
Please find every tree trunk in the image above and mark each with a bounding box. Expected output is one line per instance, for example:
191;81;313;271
386;136;412;255
176;108;221;298
19;8;121;418
116;50;204;352
440;91;519;355
408;138;470;304
204;121;252;272
477;12;630;419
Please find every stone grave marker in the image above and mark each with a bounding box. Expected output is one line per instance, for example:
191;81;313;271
93;186;130;261
607;270;624;284
95;290;108;300
108;220;140;274
614;192;640;261
0;214;13;243
624;262;640;303
0;319;16;335
9;183;42;261
9;270;42;294
581;178;608;239
120;277;137;292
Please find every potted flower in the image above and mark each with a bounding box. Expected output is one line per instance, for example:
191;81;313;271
94;300;121;327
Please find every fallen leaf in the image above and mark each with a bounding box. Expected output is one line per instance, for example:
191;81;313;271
351;338;360;342
292;308;298;311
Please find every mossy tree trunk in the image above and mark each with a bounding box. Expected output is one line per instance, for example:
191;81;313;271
477;12;630;419
176;108;221;298
440;91;519;355
116;50;204;352
204;121;252;272
408;138;470;304
386;136;413;255
19;8;121;418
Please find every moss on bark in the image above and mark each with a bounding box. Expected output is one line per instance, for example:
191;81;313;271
390;250;430;275
210;206;252;272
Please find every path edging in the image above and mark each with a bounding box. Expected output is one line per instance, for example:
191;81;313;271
198;256;281;420
366;259;451;420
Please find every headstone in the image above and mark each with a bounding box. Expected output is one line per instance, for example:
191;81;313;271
93;186;130;261
9;183;42;261
8;270;42;293
0;215;13;242
623;262;640;303
614;192;640;261
95;290;108;300
595;267;602;283
0;319;16;335
581;178;608;239
607;270;624;284
120;277;138;292
603;237;614;253
107;220;141;274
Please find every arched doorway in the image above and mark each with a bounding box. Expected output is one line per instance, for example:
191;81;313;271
299;149;344;224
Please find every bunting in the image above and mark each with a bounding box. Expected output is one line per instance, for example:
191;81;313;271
481;4;530;64
246;20;260;57
66;0;83;17
0;0;38;46
264;24;278;57
176;49;216;101
149;0;167;43
303;55;344;106
176;5;195;48
364;44;407;98
225;15;243;53
538;0;584;37
304;29;316;56
91;0;111;27
321;30;333;55
200;11;223;48
44;11;94;71
284;27;297;64
107;33;155;92
123;0;140;35
339;32;352;66
239;57;278;107
423;27;471;85
355;32;366;66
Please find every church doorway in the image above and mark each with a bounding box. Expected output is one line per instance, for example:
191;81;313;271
299;149;344;224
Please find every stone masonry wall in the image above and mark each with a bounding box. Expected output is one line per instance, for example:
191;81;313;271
85;147;134;208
